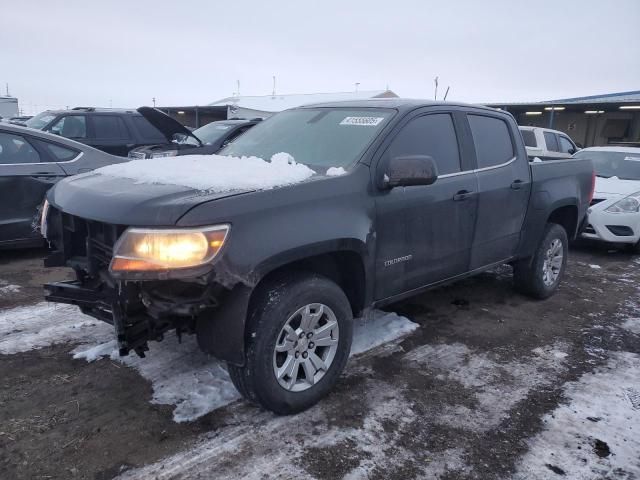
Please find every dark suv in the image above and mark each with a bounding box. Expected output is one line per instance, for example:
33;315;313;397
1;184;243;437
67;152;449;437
24;107;170;157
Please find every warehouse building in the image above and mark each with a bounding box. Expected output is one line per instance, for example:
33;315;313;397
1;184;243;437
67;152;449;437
487;90;640;147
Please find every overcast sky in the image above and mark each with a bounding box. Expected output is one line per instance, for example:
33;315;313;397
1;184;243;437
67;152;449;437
2;0;639;114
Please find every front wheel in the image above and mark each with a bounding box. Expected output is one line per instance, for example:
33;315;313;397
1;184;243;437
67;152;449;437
514;223;568;299
227;273;353;414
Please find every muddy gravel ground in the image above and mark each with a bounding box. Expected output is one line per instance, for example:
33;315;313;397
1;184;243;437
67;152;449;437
0;246;638;479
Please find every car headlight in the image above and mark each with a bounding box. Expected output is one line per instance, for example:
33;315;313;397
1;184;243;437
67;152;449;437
151;150;178;158
110;225;230;274
605;191;640;213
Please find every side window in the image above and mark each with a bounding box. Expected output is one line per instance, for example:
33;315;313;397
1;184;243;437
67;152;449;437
520;129;537;147
34;139;80;162
132;116;166;142
558;135;575;154
468;115;514;168
93;116;129;139
0;132;41;164
385;114;461;175
50;115;87;139
223;126;251;146
543;132;560;152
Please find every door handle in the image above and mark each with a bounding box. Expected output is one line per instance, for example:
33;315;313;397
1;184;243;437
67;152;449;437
453;190;475;201
511;179;524;190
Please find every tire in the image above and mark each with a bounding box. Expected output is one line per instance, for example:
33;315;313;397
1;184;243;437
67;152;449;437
513;223;569;300
227;272;353;415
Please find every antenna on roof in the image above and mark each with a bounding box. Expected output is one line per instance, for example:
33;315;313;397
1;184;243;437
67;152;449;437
443;86;450;101
272;76;276;96
434;76;439;100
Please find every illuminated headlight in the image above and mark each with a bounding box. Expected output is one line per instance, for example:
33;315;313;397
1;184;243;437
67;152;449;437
151;150;178;158
40;199;50;238
110;225;229;273
605;191;640;213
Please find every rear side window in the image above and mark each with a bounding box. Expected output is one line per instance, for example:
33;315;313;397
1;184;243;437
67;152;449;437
132;116;166;141
93;116;129;139
544;132;560;152
520;129;537;147
385;114;461;175
468;115;514;168
35;140;80;162
50;115;87;139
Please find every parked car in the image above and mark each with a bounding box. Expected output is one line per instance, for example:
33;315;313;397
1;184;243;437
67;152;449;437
575;146;640;252
24;107;172;157
128;107;260;159
0;122;127;248
519;126;580;161
2;115;33;125
42;99;594;414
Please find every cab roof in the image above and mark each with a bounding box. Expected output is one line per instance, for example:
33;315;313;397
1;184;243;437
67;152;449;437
297;98;501;113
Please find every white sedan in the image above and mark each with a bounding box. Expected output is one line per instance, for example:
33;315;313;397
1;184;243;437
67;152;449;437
574;146;640;252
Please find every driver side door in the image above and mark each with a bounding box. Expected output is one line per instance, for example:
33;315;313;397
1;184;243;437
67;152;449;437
373;110;478;300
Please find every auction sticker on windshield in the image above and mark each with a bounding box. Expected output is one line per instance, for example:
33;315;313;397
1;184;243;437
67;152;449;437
340;116;385;126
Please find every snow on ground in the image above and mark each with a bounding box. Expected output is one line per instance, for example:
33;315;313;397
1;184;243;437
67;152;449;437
0;279;21;297
95;152;315;192
404;341;570;431
0;302;112;354
71;309;418;422
513;351;640;479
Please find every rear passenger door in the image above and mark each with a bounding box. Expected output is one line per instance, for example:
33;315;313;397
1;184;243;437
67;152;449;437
89;115;133;156
374;110;478;299
0;131;66;245
467;113;531;269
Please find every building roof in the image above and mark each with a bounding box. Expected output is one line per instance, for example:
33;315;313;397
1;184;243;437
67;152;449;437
550;90;640;104
208;90;398;113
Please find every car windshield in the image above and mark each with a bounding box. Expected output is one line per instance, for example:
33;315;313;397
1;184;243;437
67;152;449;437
573;150;640;180
193;122;237;145
220;108;394;168
24;112;57;130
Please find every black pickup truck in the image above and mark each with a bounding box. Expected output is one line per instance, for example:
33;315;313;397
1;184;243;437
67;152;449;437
42;100;594;414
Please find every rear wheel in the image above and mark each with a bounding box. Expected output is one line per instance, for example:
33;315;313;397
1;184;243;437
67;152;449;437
514;223;568;299
227;273;353;414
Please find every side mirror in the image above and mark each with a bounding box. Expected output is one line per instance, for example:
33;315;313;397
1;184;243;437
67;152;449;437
384;155;438;188
568;148;576;155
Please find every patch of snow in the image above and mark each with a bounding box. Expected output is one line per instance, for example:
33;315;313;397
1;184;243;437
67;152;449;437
94;152;315;192
0;279;20;296
74;310;418;422
326;166;347;176
0;302;112;354
405;341;569;430
532;157;543;163
589;264;602;270
513;351;640;479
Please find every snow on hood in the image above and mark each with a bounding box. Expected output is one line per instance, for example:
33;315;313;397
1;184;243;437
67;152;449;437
595;176;640;197
95;152;316;192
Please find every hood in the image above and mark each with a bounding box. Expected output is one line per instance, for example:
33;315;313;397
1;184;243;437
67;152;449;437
136;107;201;145
48;171;250;226
594;176;640;198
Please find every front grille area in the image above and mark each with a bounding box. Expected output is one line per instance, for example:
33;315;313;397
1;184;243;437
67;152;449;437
584;224;596;234
48;206;126;275
606;225;634;237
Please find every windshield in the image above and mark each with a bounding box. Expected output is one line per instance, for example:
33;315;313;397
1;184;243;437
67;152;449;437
220;108;394;168
573;150;640;180
193;122;236;145
25;112;57;130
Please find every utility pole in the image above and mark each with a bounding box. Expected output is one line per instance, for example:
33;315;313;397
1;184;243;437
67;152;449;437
152;97;156;107
272;76;276;96
434;76;439;100
236;80;241;97
355;82;360;93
